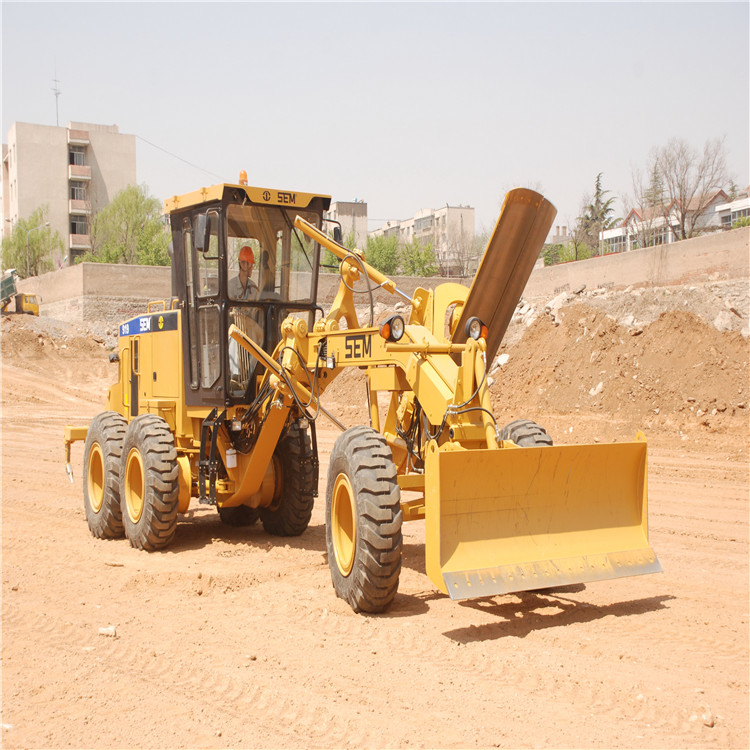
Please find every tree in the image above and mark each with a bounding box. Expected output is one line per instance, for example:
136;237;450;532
626;164;665;249
400;238;438;276
576;173;620;255
1;205;63;278
83;184;170;265
652;137;728;240
364;234;399;276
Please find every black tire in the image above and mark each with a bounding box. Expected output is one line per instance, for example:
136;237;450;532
83;411;128;539
259;421;315;536
218;505;260;527
325;426;403;614
499;419;553;447
119;414;180;551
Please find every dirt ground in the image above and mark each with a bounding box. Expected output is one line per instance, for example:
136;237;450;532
1;287;748;749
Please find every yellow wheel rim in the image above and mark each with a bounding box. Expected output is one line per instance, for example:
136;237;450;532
87;443;105;513
124;447;145;523
331;473;357;577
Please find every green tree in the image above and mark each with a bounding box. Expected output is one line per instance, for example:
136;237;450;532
1;205;63;278
82;184;169;265
365;234;399;276
577;173;620;254
542;243;564;267
400;239;438;276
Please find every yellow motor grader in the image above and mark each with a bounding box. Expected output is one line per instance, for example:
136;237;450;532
65;178;660;613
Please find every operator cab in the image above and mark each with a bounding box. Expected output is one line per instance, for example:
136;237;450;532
166;182;331;407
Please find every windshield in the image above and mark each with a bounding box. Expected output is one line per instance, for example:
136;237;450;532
226;204;321;304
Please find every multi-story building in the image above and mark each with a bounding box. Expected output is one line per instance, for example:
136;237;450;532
370;204;475;275
325;200;368;250
715;187;750;229
600;190;728;254
2;121;136;264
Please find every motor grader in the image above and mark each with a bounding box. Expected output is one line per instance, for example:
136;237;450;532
64;177;661;613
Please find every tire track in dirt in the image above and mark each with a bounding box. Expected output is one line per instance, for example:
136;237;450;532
1;606;362;748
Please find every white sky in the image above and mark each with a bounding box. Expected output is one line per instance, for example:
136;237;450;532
2;1;748;235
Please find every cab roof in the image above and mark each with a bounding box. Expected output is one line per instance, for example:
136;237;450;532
163;183;332;214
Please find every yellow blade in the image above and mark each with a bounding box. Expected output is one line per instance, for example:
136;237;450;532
424;439;661;600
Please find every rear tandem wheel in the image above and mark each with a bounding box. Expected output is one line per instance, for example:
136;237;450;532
120;414;180;551
83;411;128;539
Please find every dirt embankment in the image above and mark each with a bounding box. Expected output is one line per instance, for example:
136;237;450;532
491;303;748;450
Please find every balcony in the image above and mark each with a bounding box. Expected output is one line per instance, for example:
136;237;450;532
67;129;90;146
69;164;91;180
69;233;91;250
69;199;92;215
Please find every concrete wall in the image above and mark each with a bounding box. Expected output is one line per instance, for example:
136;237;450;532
18;262;172;325
523;226;749;299
17;227;749;323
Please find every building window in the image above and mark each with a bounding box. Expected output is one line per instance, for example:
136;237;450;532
69;181;87;200
69;145;86;166
70;216;88;235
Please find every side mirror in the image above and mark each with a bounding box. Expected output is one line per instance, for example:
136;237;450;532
194;214;208;252
333;226;343;245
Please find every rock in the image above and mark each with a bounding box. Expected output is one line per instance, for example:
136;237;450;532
545;291;569;314
589;381;604;397
702;709;715;728
572;283;586;295
496;353;510;367
713;310;735;332
98;625;117;637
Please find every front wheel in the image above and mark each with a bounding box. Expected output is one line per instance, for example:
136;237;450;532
499;419;553;447
326;426;402;614
120;414;180;551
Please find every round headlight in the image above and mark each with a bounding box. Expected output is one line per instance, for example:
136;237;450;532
465;316;487;341
379;314;405;342
390;315;405;342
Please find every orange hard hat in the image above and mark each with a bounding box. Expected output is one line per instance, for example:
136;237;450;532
239;246;255;264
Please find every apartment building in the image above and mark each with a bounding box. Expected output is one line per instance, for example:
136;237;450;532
370;204;475;274
2;121;136;264
325;200;368;249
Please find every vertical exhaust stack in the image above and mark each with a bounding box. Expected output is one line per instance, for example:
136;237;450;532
453;188;557;363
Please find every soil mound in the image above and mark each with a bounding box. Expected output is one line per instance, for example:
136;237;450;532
491;303;749;442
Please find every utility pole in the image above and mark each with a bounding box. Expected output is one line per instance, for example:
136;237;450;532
52;65;61;127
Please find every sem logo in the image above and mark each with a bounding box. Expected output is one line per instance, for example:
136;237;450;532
277;191;296;204
344;334;371;359
262;190;271;201
139;316;151;333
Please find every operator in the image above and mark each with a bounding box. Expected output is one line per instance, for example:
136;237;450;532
229;245;259;300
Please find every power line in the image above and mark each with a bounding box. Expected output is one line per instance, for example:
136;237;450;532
135;134;223;181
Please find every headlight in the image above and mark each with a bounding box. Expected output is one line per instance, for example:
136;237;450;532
465;316;488;341
379;314;406;342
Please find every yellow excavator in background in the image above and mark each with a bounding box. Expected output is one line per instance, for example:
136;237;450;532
65;177;660;613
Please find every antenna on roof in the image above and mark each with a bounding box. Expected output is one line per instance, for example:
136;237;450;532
52;63;61;127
